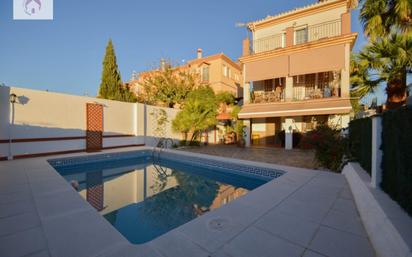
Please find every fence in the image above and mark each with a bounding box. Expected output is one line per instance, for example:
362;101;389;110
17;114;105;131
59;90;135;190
349;107;412;216
381;107;412;216
349;117;372;174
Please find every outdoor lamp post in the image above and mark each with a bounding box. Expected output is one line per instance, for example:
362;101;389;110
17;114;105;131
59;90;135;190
8;93;17;160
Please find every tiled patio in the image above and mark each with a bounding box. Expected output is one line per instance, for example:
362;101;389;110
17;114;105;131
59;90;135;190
0;147;376;257
180;145;318;169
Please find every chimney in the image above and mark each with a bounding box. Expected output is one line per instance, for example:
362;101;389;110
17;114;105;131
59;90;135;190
197;48;203;59
160;58;166;71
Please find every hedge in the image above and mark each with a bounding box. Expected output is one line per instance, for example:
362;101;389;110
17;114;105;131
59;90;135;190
381;107;412;216
349;117;372;175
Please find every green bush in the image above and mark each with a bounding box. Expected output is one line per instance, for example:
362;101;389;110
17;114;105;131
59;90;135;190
302;125;345;172
349;118;372;174
381;107;412;216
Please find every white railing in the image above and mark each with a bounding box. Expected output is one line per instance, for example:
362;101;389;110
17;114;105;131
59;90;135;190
253;33;284;54
307;19;341;42
250;19;342;54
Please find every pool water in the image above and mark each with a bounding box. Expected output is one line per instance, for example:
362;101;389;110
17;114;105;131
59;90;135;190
54;157;267;244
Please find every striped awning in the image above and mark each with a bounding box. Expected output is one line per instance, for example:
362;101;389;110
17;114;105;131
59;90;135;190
238;98;352;119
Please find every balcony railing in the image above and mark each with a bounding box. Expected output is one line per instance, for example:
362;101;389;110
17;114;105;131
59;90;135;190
251;19;342;54
307;19;341;42
252;90;285;103
252;33;283;54
293;86;340;101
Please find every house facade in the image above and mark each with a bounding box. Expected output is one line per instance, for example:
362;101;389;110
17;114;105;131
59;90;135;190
238;0;357;147
129;49;243;101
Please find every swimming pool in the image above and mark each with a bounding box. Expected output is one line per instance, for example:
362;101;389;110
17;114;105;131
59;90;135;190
49;150;284;244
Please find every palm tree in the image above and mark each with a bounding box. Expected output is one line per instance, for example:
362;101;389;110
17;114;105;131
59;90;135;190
351;33;412;108
359;0;412;40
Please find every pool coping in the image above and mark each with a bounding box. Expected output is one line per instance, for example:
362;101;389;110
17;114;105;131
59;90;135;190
0;146;376;257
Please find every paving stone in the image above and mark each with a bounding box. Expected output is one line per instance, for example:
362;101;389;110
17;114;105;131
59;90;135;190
26;250;51;257
30;176;72;196
0;227;47;257
276;198;331;224
302;250;327;257
149;230;210;257
0;212;40;237
34;187;92;219
255;209;319;247
331;198;358;216
322;209;367;237
98;243;163;257
0;199;36;218
0;188;32;205
221;226;304;257
309;226;375;257
178;208;246;252
42;209;126;257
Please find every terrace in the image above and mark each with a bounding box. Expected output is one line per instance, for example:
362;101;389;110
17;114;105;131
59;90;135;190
1;86;411;257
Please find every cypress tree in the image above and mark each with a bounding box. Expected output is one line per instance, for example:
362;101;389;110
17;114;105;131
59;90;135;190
98;39;136;102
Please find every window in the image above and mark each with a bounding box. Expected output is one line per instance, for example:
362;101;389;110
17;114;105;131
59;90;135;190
201;66;209;82
222;65;230;77
234;73;239;81
295;28;308;45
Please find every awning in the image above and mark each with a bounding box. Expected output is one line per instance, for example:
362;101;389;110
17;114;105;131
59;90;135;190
289;44;345;76
245;55;289;82
238;98;352;119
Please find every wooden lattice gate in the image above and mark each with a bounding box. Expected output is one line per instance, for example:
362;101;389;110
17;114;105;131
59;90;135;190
86;103;103;152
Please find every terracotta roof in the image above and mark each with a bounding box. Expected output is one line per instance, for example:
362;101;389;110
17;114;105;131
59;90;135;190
247;0;346;29
238;98;352;119
187;53;241;70
216;112;232;120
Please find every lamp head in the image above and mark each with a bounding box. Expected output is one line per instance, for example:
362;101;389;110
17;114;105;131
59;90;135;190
9;93;17;104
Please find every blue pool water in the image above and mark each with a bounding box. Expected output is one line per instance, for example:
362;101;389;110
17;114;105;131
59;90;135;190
51;153;274;244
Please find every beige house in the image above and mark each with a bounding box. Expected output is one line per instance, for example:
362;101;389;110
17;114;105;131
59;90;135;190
238;0;357;147
130;49;243;100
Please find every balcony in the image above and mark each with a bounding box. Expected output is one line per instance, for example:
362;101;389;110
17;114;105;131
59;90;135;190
251;19;342;54
252;33;284;54
293;72;340;100
307;19;341;42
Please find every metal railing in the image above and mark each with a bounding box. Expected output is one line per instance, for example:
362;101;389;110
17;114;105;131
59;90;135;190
307;19;341;42
250;19;342;54
252;90;285;103
252;33;284;54
152;137;174;162
293;86;340;101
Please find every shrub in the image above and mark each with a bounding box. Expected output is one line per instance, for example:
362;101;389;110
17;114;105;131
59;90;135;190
349;118;372;174
381;107;412;216
303;125;346;172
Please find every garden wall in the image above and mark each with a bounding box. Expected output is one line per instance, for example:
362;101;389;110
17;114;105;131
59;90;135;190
0;86;181;159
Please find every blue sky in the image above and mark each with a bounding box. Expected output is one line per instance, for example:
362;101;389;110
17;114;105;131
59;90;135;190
0;0;380;101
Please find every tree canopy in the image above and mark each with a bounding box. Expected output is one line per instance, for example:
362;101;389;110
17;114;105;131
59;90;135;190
98;39;136;102
140;66;198;108
351;0;412;108
172;86;218;143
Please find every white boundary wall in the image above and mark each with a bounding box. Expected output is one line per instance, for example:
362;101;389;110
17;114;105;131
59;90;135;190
0;86;181;159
